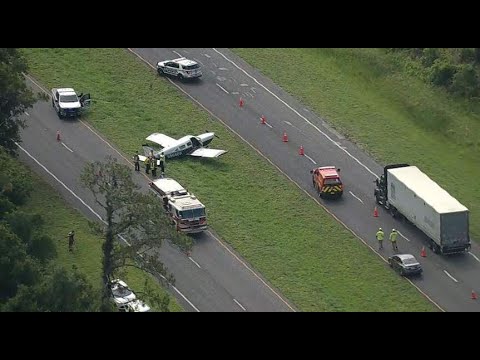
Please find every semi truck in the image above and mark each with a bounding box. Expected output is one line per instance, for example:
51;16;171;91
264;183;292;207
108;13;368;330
149;178;207;234
374;164;470;255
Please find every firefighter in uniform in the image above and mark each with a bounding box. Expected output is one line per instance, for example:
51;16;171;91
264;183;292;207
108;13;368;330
133;152;140;171
390;229;399;252
376;227;384;250
151;156;157;178
144;156;151;174
159;152;165;176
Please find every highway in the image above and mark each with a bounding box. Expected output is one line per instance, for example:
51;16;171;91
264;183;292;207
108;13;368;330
128;48;480;312
18;76;295;312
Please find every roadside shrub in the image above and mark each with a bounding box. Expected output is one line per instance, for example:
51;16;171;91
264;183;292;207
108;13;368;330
429;59;457;87
450;64;479;98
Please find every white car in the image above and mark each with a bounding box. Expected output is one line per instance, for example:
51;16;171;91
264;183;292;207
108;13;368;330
156;57;202;81
119;299;151;313
109;279;137;307
51;87;91;119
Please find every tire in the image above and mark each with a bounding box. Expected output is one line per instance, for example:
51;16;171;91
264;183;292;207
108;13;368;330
400;269;405;276
431;243;439;254
157;68;164;76
52;99;55;107
388;259;393;267
178;74;184;82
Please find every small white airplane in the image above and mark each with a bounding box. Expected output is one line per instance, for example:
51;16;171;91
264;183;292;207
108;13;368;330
138;132;227;163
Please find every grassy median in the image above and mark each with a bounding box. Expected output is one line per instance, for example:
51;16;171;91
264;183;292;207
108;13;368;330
21;48;437;311
232;48;480;242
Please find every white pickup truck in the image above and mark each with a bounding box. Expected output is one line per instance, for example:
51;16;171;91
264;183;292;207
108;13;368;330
51;87;91;119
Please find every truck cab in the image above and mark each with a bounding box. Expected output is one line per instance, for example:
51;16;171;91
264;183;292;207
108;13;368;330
310;166;343;199
51;87;91;119
149;178;207;234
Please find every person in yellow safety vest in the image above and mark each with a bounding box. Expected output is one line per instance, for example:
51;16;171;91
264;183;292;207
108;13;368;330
144;156;151;174
159;152;165;176
376;227;384;250
151;156;157;177
390;229;399;252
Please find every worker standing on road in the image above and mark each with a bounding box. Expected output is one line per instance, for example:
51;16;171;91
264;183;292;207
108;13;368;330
133;152;140;172
376;227;384;250
151;156;158;178
67;230;75;252
159;152;165;177
390;229;399;252
144;156;150;174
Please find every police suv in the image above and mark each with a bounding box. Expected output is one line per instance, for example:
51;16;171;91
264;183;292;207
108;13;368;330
156;57;202;81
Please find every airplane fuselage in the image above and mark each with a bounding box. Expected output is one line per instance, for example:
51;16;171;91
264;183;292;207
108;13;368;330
152;133;215;159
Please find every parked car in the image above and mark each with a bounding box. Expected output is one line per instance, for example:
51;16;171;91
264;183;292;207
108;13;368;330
118;299;151;312
388;254;423;276
156;57;202;81
109;279;137;308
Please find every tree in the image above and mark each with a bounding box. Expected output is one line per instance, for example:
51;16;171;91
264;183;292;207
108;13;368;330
2;265;101;312
0;48;36;155
80;156;191;308
0;224;41;302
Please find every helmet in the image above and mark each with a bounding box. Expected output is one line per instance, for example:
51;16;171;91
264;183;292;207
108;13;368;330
379;227;382;231
392;229;396;232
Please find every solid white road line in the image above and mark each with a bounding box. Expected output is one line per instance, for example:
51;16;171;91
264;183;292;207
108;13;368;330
25;111;30;116
126;48;444;313
397;231;411;242
349;191;364;204
61;142;74;153
264;122;273;129
206;230;296;312
172;50;182;57
171;285;200;312
304;154;316;164
233;299;247;311
188;257;202;269
16;142;104;223
219;67;228;71
469;252;480;263
204;53;211;58
216;83;229;94
443;270;459;283
212;48;379;179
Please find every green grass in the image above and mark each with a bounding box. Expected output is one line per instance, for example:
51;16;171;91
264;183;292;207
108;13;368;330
232;48;480;242
21;48;437;311
21;167;183;312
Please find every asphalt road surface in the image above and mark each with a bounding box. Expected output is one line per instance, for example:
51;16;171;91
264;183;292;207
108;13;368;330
18;76;295;312
128;48;480;312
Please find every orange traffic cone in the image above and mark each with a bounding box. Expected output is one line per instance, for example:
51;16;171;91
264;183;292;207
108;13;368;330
299;146;305;156
373;206;379;217
472;290;478;300
56;130;61;141
282;131;288;142
421;246;426;257
239;98;244;108
260;115;266;125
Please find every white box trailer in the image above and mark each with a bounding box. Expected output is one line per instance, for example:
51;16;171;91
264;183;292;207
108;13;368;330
385;166;470;254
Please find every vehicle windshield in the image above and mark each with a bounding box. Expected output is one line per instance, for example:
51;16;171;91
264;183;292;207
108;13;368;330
179;207;206;219
403;257;418;265
59;94;78;103
325;178;342;185
184;64;200;70
112;285;132;298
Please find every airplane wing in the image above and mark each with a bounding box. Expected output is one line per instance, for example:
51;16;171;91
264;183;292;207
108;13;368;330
189;148;227;158
146;133;177;148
